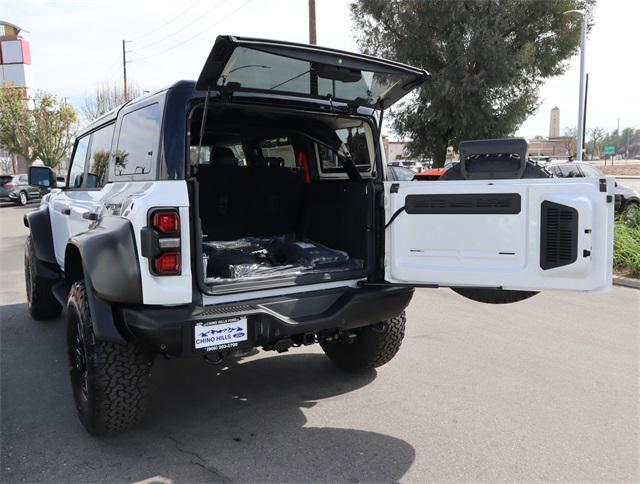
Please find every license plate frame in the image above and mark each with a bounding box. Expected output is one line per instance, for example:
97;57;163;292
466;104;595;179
193;317;249;352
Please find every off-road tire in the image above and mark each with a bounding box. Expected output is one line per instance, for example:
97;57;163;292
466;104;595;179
17;191;28;206
24;235;62;320
321;312;406;372
67;280;154;435
451;287;538;304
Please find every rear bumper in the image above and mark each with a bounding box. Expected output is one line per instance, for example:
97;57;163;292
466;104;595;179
117;286;413;357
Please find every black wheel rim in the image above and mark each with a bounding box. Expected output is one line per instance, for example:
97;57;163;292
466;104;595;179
68;305;89;402
24;252;32;304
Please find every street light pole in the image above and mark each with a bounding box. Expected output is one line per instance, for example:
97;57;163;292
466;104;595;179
564;10;587;161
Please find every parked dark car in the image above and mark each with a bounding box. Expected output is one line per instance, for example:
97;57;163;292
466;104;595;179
0;174;41;205
546;161;640;216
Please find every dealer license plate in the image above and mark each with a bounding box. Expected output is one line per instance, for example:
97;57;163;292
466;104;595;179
194;317;248;351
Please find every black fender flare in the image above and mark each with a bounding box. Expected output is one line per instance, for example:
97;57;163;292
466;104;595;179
66;216;143;344
67;216;143;304
23;206;60;280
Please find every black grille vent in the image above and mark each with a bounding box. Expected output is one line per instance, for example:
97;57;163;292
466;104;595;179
200;304;254;316
405;193;521;214
540;201;578;270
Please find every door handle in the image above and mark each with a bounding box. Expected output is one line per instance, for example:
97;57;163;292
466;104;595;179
82;212;99;221
60;207;71;215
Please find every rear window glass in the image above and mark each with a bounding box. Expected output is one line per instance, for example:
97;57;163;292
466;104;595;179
114;103;160;176
0;176;12;185
218;47;414;107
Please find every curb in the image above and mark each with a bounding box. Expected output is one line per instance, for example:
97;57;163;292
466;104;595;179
613;276;640;289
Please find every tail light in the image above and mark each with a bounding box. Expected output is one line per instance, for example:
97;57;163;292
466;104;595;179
142;208;182;276
154;251;181;275
153;210;180;235
5;182;15;187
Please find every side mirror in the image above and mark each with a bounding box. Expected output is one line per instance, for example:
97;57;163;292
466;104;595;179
28;166;57;190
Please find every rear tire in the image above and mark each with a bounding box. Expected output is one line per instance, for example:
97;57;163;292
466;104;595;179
321;312;406;372
24;236;62;320
67;281;154;435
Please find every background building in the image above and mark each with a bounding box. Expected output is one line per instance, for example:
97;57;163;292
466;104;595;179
527;107;573;159
0;21;33;174
549;106;560;138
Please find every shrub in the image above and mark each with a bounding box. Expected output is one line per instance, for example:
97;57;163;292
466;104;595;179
613;205;640;277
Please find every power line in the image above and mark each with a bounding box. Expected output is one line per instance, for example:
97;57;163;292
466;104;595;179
129;0;207;41
132;0;252;63
133;0;232;51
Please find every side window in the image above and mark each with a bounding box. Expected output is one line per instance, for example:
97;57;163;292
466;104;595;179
316;124;374;178
548;166;561;177
18;175;28;183
114;103;161;177
68;136;90;188
578;164;602;177
259;137;296;167
559;164;582;178
86;124;115;188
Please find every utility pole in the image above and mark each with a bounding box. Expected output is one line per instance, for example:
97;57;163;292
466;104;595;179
308;0;317;45
564;10;586;160
122;39;129;100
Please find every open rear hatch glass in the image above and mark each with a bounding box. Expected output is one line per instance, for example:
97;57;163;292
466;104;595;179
196;36;429;109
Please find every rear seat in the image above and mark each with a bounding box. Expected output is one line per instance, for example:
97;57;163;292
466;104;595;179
198;162;305;241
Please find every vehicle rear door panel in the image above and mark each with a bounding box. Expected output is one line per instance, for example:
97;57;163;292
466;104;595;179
384;178;614;292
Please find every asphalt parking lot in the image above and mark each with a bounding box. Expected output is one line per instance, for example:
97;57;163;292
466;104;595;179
1;203;639;483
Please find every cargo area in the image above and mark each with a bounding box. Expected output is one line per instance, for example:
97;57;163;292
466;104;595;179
190;102;377;290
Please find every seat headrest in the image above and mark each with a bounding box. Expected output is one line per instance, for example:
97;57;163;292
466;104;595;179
211;146;239;167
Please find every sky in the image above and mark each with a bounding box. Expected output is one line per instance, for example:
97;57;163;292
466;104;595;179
2;0;639;138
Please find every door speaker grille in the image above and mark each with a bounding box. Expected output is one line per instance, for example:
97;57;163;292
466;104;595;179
540;201;578;270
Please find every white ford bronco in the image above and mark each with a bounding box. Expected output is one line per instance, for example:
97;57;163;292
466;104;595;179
24;36;614;435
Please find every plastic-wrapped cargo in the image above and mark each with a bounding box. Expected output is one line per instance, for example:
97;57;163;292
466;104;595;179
202;235;362;283
261;236;350;268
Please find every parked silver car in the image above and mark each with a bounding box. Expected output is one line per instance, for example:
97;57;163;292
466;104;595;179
0;174;41;206
546;161;640;216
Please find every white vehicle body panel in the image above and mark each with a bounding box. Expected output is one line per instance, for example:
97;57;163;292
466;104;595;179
47;180;193;306
384;177;614;292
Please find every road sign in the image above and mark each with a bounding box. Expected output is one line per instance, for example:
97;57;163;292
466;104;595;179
603;146;615;155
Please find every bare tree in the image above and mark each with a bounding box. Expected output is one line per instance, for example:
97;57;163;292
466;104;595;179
81;82;143;122
588;127;606;159
562;126;577;157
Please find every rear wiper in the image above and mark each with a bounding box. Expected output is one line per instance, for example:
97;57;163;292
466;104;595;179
221;64;271;85
269;70;311;91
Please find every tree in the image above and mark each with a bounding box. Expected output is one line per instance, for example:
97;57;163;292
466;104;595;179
562;126;577;157
0;86;77;168
351;0;595;166
81;82;143;122
588;127;605;158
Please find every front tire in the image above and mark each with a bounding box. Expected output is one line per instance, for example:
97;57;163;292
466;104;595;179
17;191;28;206
321;312;406;372
67;281;154;435
24;236;62;320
